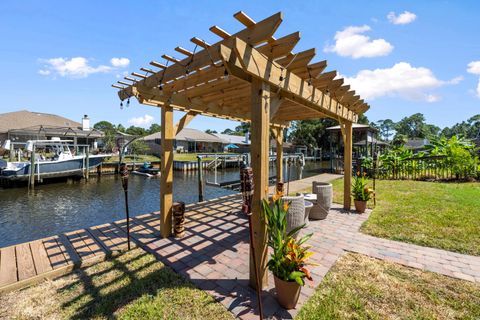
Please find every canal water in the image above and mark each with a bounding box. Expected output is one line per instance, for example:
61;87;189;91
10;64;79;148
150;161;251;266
0;162;325;247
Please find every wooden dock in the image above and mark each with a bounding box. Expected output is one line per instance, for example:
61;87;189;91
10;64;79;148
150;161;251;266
0;173;342;294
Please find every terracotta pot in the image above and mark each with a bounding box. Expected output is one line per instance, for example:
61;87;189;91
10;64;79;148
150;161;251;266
273;275;302;309
354;200;367;213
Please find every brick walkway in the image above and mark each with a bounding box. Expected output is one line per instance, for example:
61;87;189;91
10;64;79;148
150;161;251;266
132;194;480;319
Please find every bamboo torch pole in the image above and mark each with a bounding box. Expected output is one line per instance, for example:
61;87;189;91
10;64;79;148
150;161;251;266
120;163;131;250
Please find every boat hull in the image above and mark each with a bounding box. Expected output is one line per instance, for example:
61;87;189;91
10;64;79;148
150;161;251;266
0;156;105;181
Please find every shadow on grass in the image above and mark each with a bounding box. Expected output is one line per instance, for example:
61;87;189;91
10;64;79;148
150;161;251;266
58;250;194;319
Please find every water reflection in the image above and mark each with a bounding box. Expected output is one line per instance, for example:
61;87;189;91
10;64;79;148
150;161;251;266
0;162;325;247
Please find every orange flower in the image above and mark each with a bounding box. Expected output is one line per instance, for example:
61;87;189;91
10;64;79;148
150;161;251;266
283;202;289;212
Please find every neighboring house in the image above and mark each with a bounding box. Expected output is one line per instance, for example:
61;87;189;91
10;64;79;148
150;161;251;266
0;110;103;149
213;133;250;153
404;138;429;152
143;128;224;155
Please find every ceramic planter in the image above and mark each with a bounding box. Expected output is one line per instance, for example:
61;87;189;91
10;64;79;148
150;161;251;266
273;275;302;309
354;199;367;213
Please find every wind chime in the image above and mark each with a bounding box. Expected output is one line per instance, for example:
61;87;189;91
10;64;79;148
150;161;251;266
120;163;131;250
240;164;264;320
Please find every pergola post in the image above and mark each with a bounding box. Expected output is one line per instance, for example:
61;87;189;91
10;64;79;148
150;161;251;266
343;121;353;209
274;127;283;184
160;104;174;238
250;78;270;289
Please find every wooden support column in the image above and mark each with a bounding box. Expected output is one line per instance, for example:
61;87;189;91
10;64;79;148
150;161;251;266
273;127;283;184
343;121;353;210
160;104;174;238
250;78;270;289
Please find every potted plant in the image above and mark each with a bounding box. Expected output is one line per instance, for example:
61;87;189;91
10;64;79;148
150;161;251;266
261;191;315;309
352;172;374;213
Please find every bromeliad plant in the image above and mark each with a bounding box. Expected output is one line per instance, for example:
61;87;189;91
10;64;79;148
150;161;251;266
261;191;315;286
352;172;374;201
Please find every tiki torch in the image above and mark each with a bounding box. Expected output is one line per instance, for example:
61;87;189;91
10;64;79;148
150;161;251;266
120;163;131;250
240;164;264;320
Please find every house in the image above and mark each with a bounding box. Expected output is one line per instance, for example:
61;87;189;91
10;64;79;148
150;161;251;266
143;128;224;155
0;110;103;149
404;138;429;152
212;132;250;153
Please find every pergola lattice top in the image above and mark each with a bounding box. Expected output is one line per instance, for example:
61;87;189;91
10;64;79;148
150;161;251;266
112;11;369;127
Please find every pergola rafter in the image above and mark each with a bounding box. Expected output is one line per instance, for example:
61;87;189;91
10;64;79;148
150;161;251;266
112;10;370;290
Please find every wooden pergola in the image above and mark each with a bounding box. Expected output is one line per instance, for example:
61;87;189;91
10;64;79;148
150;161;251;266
112;11;369;289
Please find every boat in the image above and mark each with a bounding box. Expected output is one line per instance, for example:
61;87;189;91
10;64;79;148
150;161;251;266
0;138;109;183
132;162;160;178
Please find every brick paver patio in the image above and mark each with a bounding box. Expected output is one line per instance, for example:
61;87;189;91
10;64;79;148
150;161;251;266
123;192;480;319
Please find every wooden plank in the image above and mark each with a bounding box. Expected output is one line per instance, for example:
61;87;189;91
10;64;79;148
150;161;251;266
249;78;270;289
43;236;68;269
0;246;17;286
174;111;198;136
277;48;316;72
295;60;327;79
175;46;193;57
343;121;353;209
160;104;174;238
150;61;167;69
56;234;81;266
256;32;300;59
162;54;180;64
30;240;53;275
16;243;36;281
209;25;231;39
234;11;256;27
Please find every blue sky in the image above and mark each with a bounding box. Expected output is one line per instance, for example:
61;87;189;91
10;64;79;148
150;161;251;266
0;0;479;131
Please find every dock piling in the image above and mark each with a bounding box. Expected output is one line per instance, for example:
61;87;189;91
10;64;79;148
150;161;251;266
197;156;204;202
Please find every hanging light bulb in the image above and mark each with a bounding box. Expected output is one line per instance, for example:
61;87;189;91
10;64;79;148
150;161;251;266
127;98;130;107
120;101;124;110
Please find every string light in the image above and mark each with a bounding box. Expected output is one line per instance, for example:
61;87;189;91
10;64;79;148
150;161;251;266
120;100;124;110
127;98;130;107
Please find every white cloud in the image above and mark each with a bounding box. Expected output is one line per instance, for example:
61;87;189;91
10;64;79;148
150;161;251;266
467;61;480;75
39;56;130;78
128;114;154;127
387;11;417;25
475;79;480;98
39;57;112;78
343;62;460;102
324;25;393;59
111;57;130;68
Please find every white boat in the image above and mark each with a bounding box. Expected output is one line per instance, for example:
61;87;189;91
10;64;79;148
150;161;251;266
0;138;108;182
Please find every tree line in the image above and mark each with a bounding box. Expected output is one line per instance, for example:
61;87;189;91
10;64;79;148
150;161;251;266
288;113;480;149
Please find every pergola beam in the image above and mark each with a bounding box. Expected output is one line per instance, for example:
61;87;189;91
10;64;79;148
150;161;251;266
118;12;283;101
174;111;198;136
221;37;356;122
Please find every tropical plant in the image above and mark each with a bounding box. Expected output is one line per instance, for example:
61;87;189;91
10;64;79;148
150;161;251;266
261;192;315;286
352;173;374;201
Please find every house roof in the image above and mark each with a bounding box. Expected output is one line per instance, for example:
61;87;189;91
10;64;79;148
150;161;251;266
143;128;223;143
0;110;81;133
405;138;429;149
213;133;250;145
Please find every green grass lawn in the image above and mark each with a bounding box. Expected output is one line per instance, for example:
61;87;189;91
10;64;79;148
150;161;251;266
331;179;480;256
0;249;233;320
104;155;161;163
297;253;480;319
